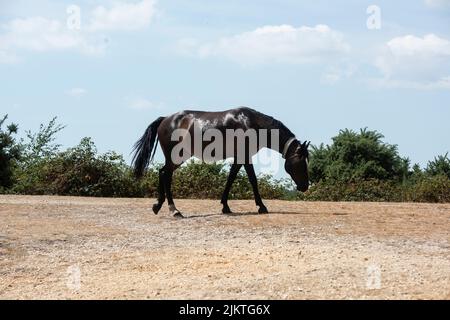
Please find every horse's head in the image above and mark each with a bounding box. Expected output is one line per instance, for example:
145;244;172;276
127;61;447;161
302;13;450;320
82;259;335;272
284;140;310;192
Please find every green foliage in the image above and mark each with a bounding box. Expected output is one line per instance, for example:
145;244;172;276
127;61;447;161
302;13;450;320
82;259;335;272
0;115;21;188
21;117;65;164
405;175;450;203
1;118;449;203
171;161;228;198
13;137;144;197
309;128;409;183
301;179;403;202
425;153;450;179
156;160;288;199
12;117;66;193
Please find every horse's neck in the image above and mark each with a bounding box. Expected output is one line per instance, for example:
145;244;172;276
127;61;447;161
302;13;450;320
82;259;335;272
260;115;296;155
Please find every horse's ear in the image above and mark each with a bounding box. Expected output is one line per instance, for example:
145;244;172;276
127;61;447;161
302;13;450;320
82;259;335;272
306;141;311;148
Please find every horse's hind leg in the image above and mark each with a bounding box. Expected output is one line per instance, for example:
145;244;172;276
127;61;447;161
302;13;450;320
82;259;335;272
163;164;183;218
244;164;268;213
221;163;242;213
152;166;166;214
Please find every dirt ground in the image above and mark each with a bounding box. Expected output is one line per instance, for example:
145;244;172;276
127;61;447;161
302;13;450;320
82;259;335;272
0;195;449;300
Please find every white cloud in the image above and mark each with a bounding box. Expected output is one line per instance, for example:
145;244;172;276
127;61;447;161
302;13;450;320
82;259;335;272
367;77;450;90
88;0;156;31
321;72;341;85
0;50;20;64
66;87;87;97
321;64;356;85
425;0;450;8
180;24;350;65
374;34;450;89
0;1;157;64
128;98;162;110
0;16;105;58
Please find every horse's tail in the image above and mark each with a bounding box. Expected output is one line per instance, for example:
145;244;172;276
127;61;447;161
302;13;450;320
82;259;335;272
132;116;166;178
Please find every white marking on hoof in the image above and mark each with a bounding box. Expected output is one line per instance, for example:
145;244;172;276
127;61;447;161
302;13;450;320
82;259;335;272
173;212;184;218
169;204;182;216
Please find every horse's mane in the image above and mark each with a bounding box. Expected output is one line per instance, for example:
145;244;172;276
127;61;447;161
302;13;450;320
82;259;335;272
255;110;295;138
271;117;294;136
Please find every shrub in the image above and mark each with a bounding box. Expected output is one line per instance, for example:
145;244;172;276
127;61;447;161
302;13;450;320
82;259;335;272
302;179;403;202
151;160;289;200
406;175;450;203
21;117;65;164
171;161;228;198
13;137;146;197
309;128;409;183
425;153;450;179
3;119;449;203
0;115;20;188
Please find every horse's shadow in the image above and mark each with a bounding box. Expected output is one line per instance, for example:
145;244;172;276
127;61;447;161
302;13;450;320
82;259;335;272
184;211;309;219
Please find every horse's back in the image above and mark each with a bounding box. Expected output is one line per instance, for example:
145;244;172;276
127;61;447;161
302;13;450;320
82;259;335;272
162;107;258;131
170;106;256;119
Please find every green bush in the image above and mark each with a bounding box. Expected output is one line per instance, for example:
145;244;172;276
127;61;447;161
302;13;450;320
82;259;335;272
309;128;409;183
406;175;450;203
425;153;450;179
171;161;227;198
301;179;403;202
2;117;449;203
13;137;147;197
0;115;20;188
153;160;288;200
11;141;289;200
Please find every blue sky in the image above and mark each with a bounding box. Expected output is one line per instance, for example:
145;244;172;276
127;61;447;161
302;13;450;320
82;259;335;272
1;0;450;177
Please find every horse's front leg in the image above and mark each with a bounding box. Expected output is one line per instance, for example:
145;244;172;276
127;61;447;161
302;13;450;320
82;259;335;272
221;163;242;213
244;164;268;213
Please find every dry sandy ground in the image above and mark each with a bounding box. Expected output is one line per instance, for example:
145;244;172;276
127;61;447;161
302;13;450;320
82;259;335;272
0;195;449;300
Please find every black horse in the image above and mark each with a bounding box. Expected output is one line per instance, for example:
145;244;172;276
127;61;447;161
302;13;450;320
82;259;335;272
132;107;310;218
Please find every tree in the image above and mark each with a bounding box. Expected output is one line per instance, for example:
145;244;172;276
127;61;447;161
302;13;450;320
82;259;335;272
425;153;450;179
309;128;409;183
21;117;65;165
0;115;20;188
11;117;65;193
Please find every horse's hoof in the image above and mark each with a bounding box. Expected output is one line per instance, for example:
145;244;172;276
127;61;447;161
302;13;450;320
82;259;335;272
222;206;232;214
152;203;161;215
258;206;268;214
173;211;184;218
